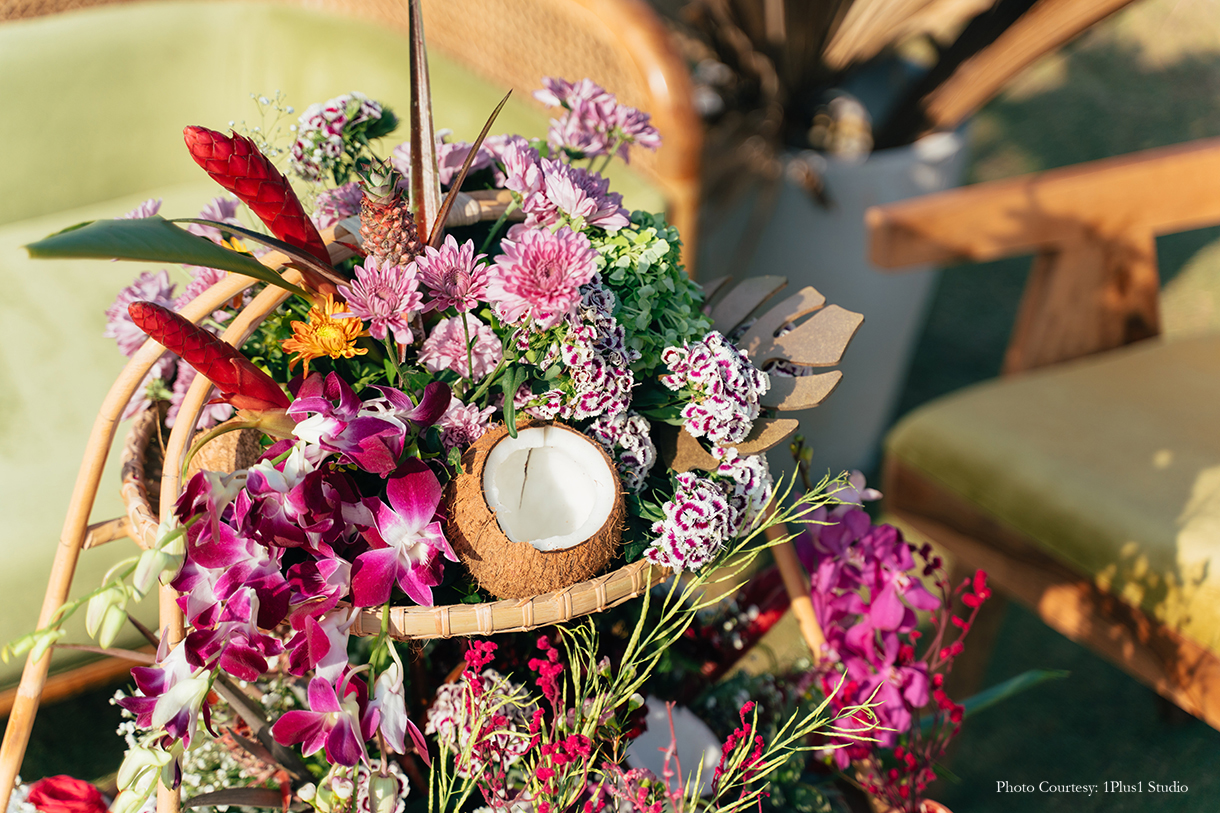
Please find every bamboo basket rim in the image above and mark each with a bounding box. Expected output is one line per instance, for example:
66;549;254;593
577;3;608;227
119;398;668;641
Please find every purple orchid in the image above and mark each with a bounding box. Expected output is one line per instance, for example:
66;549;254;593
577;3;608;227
182;587;285;681
271;672;379;767
286;608;357;683
289;373;451;477
350;459;457;607
118;642;211;748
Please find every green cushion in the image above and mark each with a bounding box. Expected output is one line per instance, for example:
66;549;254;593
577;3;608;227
0;0;666;690
887;335;1220;653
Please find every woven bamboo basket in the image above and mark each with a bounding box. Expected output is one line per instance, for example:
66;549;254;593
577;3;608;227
117;212;669;641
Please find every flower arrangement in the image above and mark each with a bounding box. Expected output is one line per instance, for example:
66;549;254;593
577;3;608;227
2;11;900;805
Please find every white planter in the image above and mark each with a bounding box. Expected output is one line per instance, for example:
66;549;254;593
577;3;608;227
698;131;967;478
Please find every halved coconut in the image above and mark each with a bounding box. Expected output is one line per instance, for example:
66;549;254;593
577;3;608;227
447;420;625;599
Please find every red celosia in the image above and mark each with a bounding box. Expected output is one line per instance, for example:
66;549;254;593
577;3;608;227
128;301;289;411
183;126;335;291
26;776;108;813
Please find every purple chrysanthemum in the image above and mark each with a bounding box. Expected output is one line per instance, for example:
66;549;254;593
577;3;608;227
121;198;162;219
522;159;629;231
411;235;488;313
391;131;494;188
487;226;599;329
105;270;178;356
312;182;364;230
337;257;422;344
186;196;242;244
535;76;661;162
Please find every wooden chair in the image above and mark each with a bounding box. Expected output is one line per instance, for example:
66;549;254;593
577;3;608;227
867;138;1220;728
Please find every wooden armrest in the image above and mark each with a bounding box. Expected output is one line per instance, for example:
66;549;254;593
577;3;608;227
867;137;1220;270
867;137;1220;373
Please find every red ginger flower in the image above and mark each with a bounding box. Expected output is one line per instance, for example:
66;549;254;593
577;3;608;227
128;300;289;411
183;126;335;290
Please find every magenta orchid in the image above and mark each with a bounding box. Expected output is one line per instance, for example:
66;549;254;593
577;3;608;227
271;672;379;767
351;459;456;607
288;372;451;476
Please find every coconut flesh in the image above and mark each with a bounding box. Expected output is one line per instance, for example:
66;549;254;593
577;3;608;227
447;421;625;599
482;425;618;551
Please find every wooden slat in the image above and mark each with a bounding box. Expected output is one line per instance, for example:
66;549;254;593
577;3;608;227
81;516;131;549
885;459;1220;730
923;0;1136;132
0;647;155;719
867;137;1220;269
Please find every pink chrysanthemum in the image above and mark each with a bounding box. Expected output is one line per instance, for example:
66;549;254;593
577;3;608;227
411;235;488;313
490;135;542;196
418;315;502;380
312;182;364;230
338;257;422;344
105;269;178;356
435;399;495;451
487;226;599;329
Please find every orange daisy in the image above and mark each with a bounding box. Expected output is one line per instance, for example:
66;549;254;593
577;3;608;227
282;294;368;376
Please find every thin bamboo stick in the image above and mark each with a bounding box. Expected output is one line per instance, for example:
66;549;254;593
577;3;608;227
767;523;825;664
0;273;254;811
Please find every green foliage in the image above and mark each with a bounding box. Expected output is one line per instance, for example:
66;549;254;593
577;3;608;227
591;211;711;377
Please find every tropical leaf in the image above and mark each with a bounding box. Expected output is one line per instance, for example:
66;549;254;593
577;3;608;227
184;788;305;810
25;217;308;299
173;218;350;288
430;90;512;248
408;0;441;242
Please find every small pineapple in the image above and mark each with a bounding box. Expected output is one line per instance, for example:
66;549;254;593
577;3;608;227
355;157;421;267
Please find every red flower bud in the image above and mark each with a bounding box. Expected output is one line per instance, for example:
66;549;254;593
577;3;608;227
183;126;335;292
128;301;290;411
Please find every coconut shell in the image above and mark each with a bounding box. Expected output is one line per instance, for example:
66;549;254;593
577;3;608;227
446;420;626;600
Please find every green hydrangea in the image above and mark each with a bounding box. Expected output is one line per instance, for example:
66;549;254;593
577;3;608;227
590;211;711;377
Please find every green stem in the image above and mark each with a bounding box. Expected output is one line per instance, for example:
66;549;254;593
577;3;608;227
461;312;476;386
383;336;403;386
595;137;624;175
477;201;518;255
468;356;508;405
